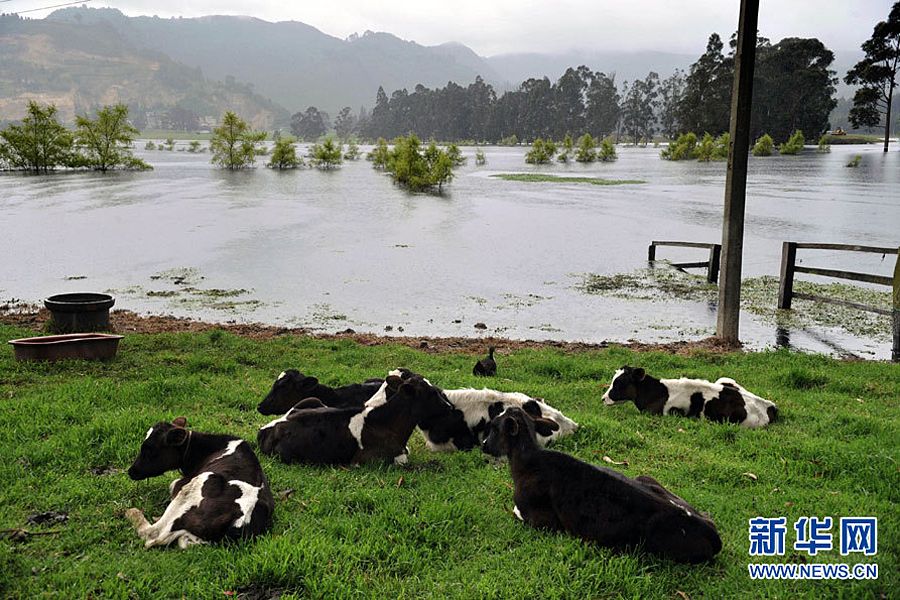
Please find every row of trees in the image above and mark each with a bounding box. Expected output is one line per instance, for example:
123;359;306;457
0;101;150;173
340;33;840;145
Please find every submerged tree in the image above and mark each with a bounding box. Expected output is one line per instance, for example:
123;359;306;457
475;147;486;165
210;111;266;170
557;133;574;162
267;136;303;169
309;137;343;169
575;133;597;162
751;133;775;156
446;143;466;166
597;138;618;162
344;140;361;160
0;101;74;173
778;130;805;155
525;138;556;164
384;134;455;192
367;137;391;169
75;104;151;172
845;1;899;152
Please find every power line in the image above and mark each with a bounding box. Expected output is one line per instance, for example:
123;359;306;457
8;0;94;14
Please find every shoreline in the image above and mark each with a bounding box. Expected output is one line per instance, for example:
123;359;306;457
1;306;743;356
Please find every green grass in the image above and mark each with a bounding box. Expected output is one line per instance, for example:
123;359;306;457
820;134;883;145
0;324;896;598
492;173;645;185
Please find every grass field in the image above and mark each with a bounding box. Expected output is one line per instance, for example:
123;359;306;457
491;174;646;185
0;324;896;598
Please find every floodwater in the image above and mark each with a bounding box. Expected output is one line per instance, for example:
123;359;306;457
1;143;898;358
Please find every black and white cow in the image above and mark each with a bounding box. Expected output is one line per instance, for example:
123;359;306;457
257;369;384;415
602;366;778;428
482;407;722;564
125;417;274;549
257;371;474;465
423;388;578;451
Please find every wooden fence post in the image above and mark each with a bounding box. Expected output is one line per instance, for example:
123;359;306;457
893;246;899;362
778;242;797;310
708;244;721;284
648;243;656;262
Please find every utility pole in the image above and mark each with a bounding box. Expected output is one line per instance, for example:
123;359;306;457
716;0;759;343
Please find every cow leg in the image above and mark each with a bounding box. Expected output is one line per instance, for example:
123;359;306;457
125;508;152;540
129;474;210;548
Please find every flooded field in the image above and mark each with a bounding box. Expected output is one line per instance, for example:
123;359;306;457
1;143;897;358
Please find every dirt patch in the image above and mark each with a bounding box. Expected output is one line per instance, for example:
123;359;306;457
0;306;741;356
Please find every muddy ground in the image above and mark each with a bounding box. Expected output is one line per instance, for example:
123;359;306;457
1;304;741;356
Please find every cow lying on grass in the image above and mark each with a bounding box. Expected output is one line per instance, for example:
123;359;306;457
257;369;384;415
428;388;578;451
125;417;274;549
483;407;722;564
258;371;474;465
602;366;778;428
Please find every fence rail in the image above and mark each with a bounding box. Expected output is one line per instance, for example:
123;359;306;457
777;241;900;362
648;241;721;284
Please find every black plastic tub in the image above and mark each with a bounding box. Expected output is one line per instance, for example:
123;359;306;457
44;293;115;333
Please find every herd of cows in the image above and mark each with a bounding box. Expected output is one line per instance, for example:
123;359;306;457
125;360;779;563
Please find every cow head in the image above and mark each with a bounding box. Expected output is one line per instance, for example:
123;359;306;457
258;370;321;415
482;407;559;458
128;417;191;480
602;366;645;405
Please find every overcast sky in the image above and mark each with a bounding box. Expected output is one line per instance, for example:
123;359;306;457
19;1;891;56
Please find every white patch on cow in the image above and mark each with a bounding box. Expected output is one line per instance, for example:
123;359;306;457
229;479;261;528
214;440;244;461
127;471;213;548
277;371;287;380
421;433;457;452
656;376;777;428
602;369;625;405
348;377;393;449
669;499;692;517
168;478;182;496
441;388;578;446
393;453;409;465
513;505;524;521
145;427;155;441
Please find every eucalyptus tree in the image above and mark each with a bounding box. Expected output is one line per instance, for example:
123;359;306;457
845;1;899;152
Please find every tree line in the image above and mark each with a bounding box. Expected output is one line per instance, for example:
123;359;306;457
0;101;150;173
344;33;839;145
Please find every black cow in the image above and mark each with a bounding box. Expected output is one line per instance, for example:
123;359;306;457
482;407;722;564
258;373;474;465
257;369;384;415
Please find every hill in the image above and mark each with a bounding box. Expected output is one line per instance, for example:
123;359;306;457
0;13;286;129
45;7;504;114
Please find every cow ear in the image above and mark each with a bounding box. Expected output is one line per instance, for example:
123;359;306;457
165;427;189;446
633;368;646;381
172;417;187;428
386;375;403;387
302;376;319;387
502;416;519;437
521;400;542;418
532;417;560;437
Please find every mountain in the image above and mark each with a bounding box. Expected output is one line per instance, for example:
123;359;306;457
0;13;286;128
45;7;504;115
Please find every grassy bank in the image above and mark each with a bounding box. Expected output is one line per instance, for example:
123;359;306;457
0;324;896;598
492;174;646;185
820;134;884;145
